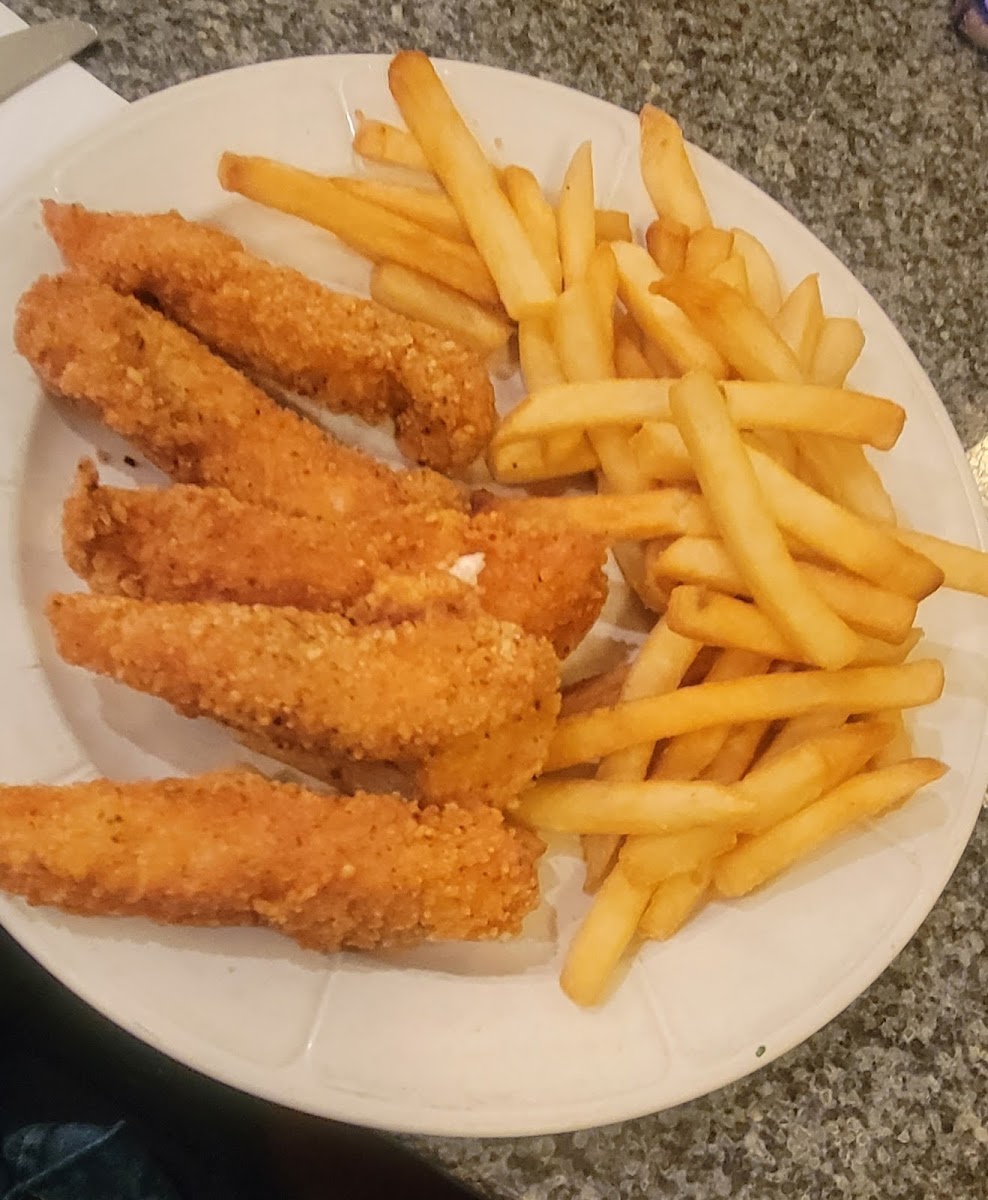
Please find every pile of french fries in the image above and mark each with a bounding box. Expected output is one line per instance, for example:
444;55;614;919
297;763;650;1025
219;50;988;1007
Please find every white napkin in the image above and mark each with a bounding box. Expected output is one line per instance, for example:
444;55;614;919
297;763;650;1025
0;4;123;202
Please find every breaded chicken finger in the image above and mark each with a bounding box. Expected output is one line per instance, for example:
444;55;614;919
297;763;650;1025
15;275;462;519
42;202;497;471
63;462;608;657
48;594;560;806
0;771;543;949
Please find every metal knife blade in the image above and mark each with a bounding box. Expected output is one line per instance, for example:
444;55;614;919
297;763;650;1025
0;18;99;105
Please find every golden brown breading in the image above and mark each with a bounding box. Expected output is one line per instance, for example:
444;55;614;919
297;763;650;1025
0;771;543;949
47;594;560;806
15;275;463;519
42;201;496;471
62;462;608;657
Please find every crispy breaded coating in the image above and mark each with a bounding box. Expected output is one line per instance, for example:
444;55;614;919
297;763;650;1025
47;594;560;806
0;771;543;949
62;462;608;657
42;202;496;471
15;275;462;519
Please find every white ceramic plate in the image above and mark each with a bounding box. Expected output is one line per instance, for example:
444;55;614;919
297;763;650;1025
0;56;985;1138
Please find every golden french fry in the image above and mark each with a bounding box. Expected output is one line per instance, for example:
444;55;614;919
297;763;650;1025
797;434;898;524
773;274;825;373
610;540;673;613
729;228;783;317
645;215;690;274
657;275;804;382
892;528;988;597
708;253;750;296
352;113;432;172
746;429;801;476
558;141;597;289
501;165;563;294
734;719;894;833
615;333;655;379
620;827;738;888
684;226;734;276
640;337;681;378
759;709;852;764
728;383;904;450
517;313;566;391
388;51;554;319
369;263;512;353
612;242;727;376
492;488;715;540
488;436;597;483
650;648;771;782
632;421;695;482
869;711;914;768
335;176;469;241
639;105;711;232
639;865;712;940
218;153;500;306
812;316;865;386
545;659;945;770
587;243;619;359
595;208;633;243
560;865;652;1007
701;720;773;784
516;778;753;835
648;536;919;643
581;834;623;898
713;758;947;897
671;373;860;668
745;447;942;598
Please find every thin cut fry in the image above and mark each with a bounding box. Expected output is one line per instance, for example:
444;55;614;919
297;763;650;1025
671;373;860;669
502;165;563;293
218;153;500;306
517;314;566;391
893;528;988;597
557;141;597;289
713;758;947;897
708;253;750;296
335;176;469;241
370;263;512;354
729;228;783;317
684;227;733;276
615;333;655;379
388;51;555;319
488;437;597;483
560;865;652;1006
620;827;738;888
797;434;898;524
352;113;432;172
639;105;711;232
545;659;945;769
639;865;712;940
645;215;690;274
701;720;773;784
595;209;633;243
760;709;852;764
561;664;631;718
773;274;825;373
812;317;865;386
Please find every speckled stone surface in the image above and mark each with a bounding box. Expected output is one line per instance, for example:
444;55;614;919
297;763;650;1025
8;0;988;1195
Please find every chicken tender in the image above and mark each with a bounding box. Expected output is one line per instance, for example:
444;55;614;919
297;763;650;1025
15;275;463;519
42;201;496;471
47;594;561;807
0;771;543;949
63;462;608;657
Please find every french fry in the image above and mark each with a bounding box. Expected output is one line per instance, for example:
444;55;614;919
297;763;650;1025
369;263;512;353
708;253;750;297
773;274;825;373
671;373;860;669
615;333;655;379
869;711;914;768
665;586;922;666
812;316;865;386
639;865;712;940
516;778;753;835
641;337;681;378
734;719;895;834
639;105;711;232
657;275;804;383
558;141;597;289
517;314;566;391
488;437;597;483
218;153;500;306
746;429;801;476
759;709;852;764
745;447;942;598
650;649;771;782
620;827;738;888
492;488;715;540
632;421;695;482
892;528;988;597
561;664;631;718
587;243;619;359
684;226;734;276
352;113;431;172
595;208;633;243
501;165;563;293
648;536;919;643
713;758;947;897
613;242;727;376
796;434;898;524
701;719;773;784
560;865;652;1007
388;51;555;319
610;541;673;613
729;228;783;317
335;176;469;241
545;659;945;770
645;215;690;274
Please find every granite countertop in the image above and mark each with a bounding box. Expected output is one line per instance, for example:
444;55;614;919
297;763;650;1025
7;0;987;1196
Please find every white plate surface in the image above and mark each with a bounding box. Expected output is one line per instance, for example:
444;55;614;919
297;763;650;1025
0;55;985;1137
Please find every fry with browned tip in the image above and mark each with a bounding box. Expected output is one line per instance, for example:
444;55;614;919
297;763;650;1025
41;200;496;471
0;771;543;949
15;275;462;518
47;593;561;808
62;461;608;658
